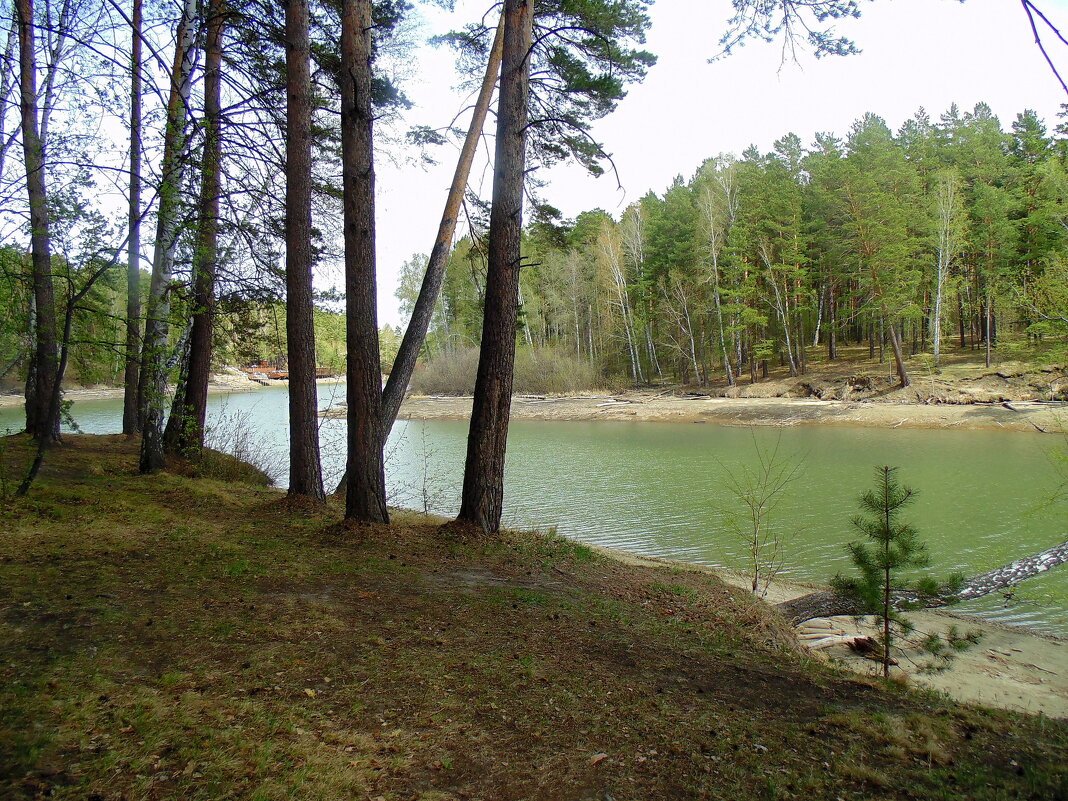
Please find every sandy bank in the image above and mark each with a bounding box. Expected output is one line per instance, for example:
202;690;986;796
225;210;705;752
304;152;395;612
0;373;345;411
387;392;1066;433
599;546;1068;719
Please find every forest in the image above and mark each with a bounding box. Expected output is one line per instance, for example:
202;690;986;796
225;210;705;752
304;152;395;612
2;0;1067;525
2;0;1068;795
402;102;1068;392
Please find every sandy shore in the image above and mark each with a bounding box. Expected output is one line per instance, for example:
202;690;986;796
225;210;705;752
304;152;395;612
391;392;1066;433
6;375;1064;433
0;374;345;411
602;547;1068;719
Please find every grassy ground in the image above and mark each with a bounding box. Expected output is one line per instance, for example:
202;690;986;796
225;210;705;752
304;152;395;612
1;435;1066;800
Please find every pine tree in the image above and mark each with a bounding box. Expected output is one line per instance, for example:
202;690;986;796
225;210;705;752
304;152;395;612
831;466;967;678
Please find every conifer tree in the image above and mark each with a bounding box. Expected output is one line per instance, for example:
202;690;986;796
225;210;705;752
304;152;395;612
831;466;970;678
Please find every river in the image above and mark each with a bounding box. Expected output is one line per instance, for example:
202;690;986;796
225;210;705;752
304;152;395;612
2;382;1065;635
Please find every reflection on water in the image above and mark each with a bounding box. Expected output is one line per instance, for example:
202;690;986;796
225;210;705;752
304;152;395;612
1;385;1065;634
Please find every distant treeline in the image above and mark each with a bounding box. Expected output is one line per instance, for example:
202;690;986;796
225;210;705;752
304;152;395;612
400;103;1068;387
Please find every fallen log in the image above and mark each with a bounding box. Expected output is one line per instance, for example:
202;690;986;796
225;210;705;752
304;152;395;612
775;538;1068;626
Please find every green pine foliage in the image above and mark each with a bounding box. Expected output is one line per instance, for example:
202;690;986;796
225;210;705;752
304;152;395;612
409;101;1068;388
831;466;977;678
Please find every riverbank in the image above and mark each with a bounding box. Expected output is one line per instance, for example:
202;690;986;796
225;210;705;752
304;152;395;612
1;435;1065;799
0;371;345;411
390;355;1068;431
392;392;1066;433
600;548;1068;719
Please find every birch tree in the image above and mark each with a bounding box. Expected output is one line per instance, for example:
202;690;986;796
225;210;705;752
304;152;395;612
138;0;198;473
931;168;966;368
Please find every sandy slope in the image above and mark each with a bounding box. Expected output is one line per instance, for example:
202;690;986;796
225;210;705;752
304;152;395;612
603;548;1068;719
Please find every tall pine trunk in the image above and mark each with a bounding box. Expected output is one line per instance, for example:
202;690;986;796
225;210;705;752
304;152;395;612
342;0;387;522
284;0;324;499
457;0;532;533
138;0;197;473
17;0;58;442
334;12;505;498
122;0;143;435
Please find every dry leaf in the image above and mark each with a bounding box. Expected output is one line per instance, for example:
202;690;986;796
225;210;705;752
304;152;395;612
304;688;316;698
589;752;609;766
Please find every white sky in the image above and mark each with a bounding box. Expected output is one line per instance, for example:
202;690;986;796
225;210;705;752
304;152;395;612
349;0;1068;327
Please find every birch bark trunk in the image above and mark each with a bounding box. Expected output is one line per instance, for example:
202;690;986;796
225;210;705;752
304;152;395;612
138;0;197;473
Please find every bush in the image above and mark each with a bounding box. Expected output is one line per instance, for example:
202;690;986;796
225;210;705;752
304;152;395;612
410;346;606;396
512;347;604;394
193;448;273;487
202;405;284;485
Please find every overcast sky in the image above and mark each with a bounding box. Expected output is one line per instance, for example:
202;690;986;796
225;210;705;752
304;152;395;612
340;0;1068;327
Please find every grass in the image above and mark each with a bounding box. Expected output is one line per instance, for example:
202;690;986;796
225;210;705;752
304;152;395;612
1;433;1066;800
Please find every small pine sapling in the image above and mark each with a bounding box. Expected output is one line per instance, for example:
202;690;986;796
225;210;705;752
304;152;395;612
831;466;978;678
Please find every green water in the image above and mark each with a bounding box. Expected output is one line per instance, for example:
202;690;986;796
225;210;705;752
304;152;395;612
2;387;1065;634
387;419;1068;635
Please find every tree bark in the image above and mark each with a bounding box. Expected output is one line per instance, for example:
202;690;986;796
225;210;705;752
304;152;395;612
16;0;58;443
775;538;1068;625
138;0;197;473
122;0;143;435
342;0;387;522
456;0;532;533
284;0;324;499
170;0;223;456
380;11;504;433
333;12;505;498
887;320;910;388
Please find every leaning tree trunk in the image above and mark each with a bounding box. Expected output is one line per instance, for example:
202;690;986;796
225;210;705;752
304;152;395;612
331;9;505;498
775;538;1068;625
886;320;910;388
16;0;58;443
170;0;223;457
379;11;504;434
122;0;143;435
138;0;197;473
284;0;324;499
341;0;387;522
456;0;532;533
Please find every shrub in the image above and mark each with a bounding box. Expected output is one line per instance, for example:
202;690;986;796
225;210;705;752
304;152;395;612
201;405;284;485
410;346;606;396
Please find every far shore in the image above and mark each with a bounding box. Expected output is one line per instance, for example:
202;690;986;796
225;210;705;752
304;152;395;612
0;374;344;411
4;377;1065;433
388;392;1066;433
